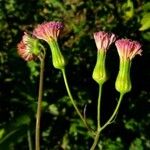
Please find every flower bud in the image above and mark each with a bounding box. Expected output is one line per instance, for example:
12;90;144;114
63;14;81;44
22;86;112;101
115;39;142;94
33;21;66;69
92;31;116;85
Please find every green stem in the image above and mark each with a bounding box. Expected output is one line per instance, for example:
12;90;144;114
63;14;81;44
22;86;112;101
90;131;100;150
61;69;95;135
100;93;124;131
35;57;45;150
90;84;103;150
27;129;33;150
97;85;103;130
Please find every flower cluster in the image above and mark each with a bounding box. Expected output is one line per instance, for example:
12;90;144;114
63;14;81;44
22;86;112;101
17;21;143;150
17;22;142;92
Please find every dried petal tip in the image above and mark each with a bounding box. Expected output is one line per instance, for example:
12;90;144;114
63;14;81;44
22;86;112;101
93;31;116;51
115;39;142;60
17;32;39;61
33;21;64;42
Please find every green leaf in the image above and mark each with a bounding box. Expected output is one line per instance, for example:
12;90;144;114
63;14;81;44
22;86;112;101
27;60;39;79
124;119;138;131
129;138;144;150
15;114;31;127
0;129;5;139
102;138;124;150
48;104;59;115
139;13;150;31
122;0;134;20
0;126;28;149
142;2;150;12
141;32;150;41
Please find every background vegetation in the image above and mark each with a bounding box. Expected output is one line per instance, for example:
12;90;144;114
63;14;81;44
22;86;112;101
0;0;150;149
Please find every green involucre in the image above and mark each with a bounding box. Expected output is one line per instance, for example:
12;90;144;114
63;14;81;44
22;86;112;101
92;51;108;85
49;39;66;70
115;59;132;94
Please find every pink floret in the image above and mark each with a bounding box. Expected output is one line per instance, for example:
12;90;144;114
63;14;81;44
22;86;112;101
115;39;142;60
17;33;36;61
33;21;64;42
93;31;116;51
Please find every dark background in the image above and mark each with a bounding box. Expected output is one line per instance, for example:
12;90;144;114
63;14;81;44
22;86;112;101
0;0;150;149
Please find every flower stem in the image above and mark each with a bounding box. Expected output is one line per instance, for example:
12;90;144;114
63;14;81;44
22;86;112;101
61;69;95;135
90;130;100;150
90;84;103;150
100;93;124;131
97;85;103;130
35;56;45;150
27;129;33;150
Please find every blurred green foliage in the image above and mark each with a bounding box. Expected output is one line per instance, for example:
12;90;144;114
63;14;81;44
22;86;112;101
0;0;150;149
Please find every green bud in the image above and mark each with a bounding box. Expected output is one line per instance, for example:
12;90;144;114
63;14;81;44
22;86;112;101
92;51;108;85
115;59;132;94
49;39;66;70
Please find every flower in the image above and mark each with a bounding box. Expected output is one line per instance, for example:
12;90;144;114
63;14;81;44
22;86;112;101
93;31;116;51
33;21;64;43
115;39;142;60
92;31;116;84
17;32;39;61
33;21;65;69
115;39;142;94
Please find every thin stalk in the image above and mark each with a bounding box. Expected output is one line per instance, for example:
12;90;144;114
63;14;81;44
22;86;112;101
97;85;103;130
27;129;33;150
90;131;100;150
100;93;124;131
61;68;95;135
35;56;45;150
90;84;103;150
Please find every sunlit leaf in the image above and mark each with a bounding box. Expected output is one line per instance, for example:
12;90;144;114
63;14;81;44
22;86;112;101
140;13;150;31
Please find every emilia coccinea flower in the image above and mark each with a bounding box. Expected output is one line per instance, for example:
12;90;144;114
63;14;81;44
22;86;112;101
115;39;142;94
92;31;117;84
33;21;66;70
17;32;40;61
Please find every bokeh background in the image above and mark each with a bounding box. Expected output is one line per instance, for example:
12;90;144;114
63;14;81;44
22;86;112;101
0;0;150;149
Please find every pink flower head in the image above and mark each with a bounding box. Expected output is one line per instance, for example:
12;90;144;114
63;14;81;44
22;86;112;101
33;21;64;42
17;32;37;61
93;31;116;51
115;39;142;60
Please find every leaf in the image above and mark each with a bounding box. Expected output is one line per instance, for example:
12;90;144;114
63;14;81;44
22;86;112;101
15;114;31;127
0;129;5;139
129;138;144;150
0;126;27;149
122;0;134;20
141;32;150;41
142;2;150;12
139;13;150;31
124;119;138;131
48;104;59;116
27;60;39;79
